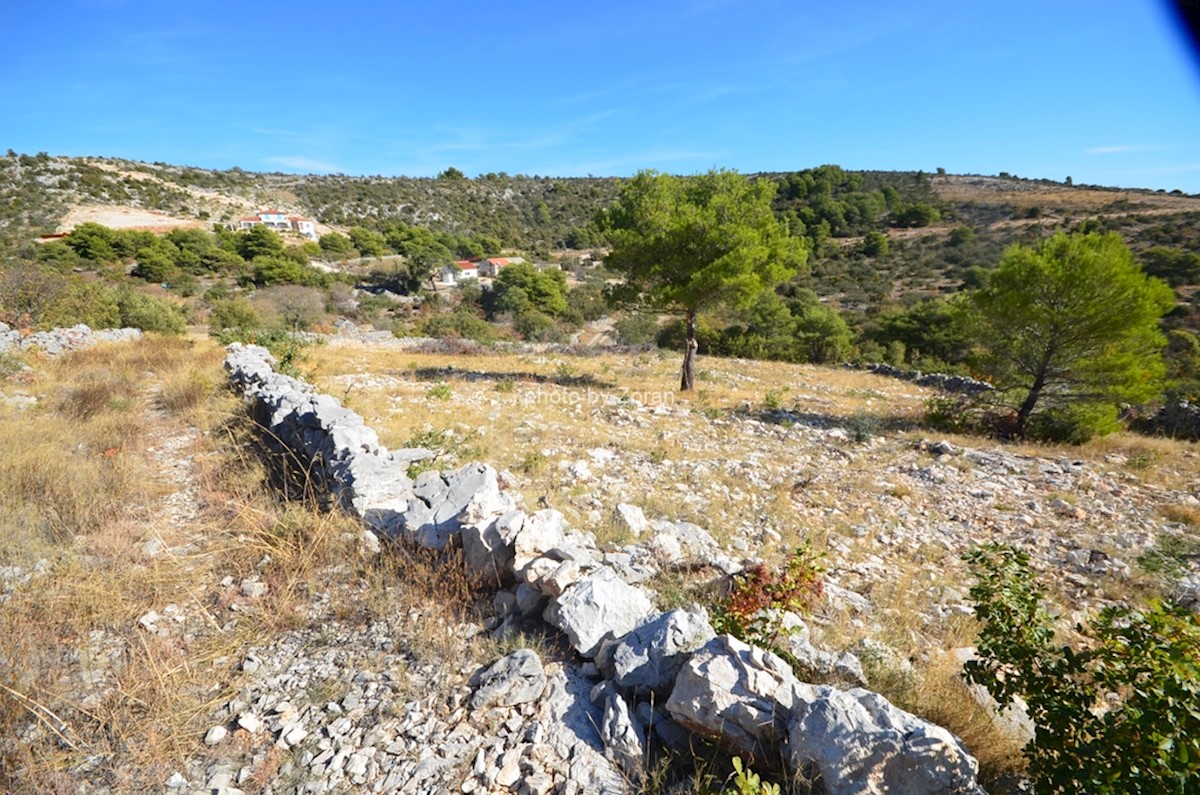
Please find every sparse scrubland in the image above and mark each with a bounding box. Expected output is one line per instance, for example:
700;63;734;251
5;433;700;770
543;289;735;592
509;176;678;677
3;330;1197;792
0;152;1198;793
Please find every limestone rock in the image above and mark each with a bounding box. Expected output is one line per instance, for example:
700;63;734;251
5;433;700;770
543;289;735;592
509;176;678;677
592;681;646;783
665;635;798;760
513;509;568;577
609;607;716;697
537;665;627;794
470;649;547;710
612;503;649;537
461;510;525;587
543;567;655;658
787;686;985;795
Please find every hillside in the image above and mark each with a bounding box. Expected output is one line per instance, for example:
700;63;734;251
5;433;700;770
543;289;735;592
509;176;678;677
1;332;1197;793
5;152;1200;303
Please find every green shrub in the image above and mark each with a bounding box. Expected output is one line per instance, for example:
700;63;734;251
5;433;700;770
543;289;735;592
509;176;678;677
613;312;660;345
1024;402;1120;444
421;308;497;343
964;543;1200;794
515;309;564;342
116;289;186;335
208;297;262;337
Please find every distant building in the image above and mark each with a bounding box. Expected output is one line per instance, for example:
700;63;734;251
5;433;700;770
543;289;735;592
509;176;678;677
440;260;480;285
237;210;317;240
478;256;525;277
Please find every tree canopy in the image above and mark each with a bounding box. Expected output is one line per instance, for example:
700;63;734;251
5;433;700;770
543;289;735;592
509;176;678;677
602;169;808;389
972;231;1175;440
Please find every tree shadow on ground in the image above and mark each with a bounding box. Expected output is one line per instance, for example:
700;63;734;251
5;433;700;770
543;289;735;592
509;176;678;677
736;407;924;437
398;366;617;390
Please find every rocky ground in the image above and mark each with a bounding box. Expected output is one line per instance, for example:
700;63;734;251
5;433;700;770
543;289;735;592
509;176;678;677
2;334;1198;794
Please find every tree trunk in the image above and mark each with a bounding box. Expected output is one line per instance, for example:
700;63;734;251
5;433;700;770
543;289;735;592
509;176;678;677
680;309;697;391
1015;371;1047;436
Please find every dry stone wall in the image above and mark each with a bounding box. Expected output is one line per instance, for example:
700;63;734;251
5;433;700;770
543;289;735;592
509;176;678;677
0;321;142;356
225;342;988;794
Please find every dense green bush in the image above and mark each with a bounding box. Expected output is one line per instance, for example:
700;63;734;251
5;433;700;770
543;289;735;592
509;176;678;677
613;312;661;345
208;297;262;337
1023;403;1121;444
421;308;498;343
116;289;186;335
965;544;1200;794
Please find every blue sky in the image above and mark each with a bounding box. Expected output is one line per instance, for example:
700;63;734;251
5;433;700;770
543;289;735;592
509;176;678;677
2;1;1199;192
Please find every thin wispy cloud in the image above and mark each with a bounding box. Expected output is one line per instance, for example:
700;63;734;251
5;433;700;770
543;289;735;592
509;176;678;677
1086;144;1161;155
262;156;342;173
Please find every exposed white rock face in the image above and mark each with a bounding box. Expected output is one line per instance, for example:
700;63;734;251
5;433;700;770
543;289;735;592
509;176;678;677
537;666;627;793
612;502;649;537
665;634;799;759
787;686;986;795
543;567;655;658
609;607;716;697
591;680;647;784
461;509;525;587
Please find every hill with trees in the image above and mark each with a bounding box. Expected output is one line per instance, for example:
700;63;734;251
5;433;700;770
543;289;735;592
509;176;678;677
4;150;1200;439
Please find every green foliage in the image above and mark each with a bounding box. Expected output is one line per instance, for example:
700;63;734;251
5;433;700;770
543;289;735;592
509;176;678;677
421;308;498;343
348;226;387;258
491;263;569;318
250;255;310;287
729;756;781;795
862;230;889;257
604;170;808;318
772;165;902;241
34;240;81;270
131;247;179;283
964;543;1200;795
515;309;565;342
1140;246;1200;287
602;169;808;389
866;297;975;369
116;289;186;335
319;232;354;259
208;296;262;337
65;222;120;263
613;312;660;345
892;203;942;228
46;280;121;329
656;290;852;365
566;279;607;322
1163;328;1200;403
426;382;452;401
235;224;285;260
972;231;1175;437
1024;402;1121;444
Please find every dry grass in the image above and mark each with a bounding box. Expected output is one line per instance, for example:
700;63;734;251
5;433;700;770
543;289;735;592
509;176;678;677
0;335;530;792
7;335;1195;792
0;336;396;792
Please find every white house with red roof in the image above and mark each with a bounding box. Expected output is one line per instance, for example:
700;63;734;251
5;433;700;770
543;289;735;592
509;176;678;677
439;260;481;286
237;210;317;240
